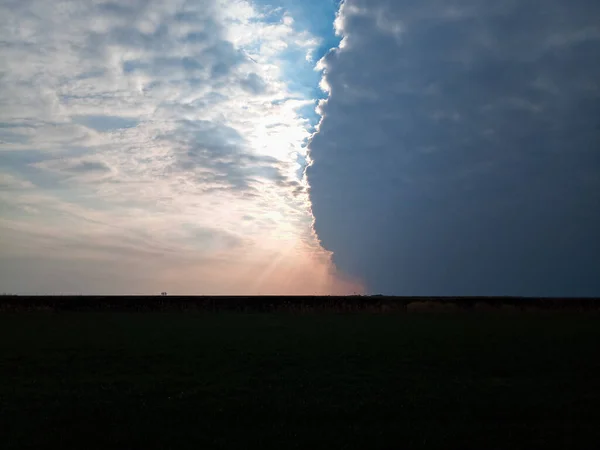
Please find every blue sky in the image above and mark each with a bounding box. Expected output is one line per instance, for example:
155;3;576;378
249;0;341;127
1;0;599;296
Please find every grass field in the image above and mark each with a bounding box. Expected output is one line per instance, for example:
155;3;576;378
1;312;600;449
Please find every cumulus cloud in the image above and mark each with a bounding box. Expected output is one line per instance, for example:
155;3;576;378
0;0;360;294
307;0;600;296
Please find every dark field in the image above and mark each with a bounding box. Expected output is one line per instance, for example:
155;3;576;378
1;308;600;449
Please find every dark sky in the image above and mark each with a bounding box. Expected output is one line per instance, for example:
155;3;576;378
307;0;600;296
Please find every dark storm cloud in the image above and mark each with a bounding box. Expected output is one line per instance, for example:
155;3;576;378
307;0;600;296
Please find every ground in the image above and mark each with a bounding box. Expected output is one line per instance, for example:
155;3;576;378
1;312;599;449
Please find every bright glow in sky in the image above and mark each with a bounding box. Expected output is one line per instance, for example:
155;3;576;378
5;0;597;296
0;0;361;295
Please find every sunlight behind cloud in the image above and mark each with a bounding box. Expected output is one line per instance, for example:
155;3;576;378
0;0;360;295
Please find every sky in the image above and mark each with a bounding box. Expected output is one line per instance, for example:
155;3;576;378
1;0;599;296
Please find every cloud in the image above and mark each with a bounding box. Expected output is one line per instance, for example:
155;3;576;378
66;161;112;174
72;115;139;132
307;0;600;296
0;172;35;191
31;157;114;185
0;0;358;294
240;73;268;94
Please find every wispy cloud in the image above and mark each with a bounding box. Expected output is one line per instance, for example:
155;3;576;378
0;0;360;295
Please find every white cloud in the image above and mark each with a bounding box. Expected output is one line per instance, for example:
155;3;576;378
0;0;361;294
